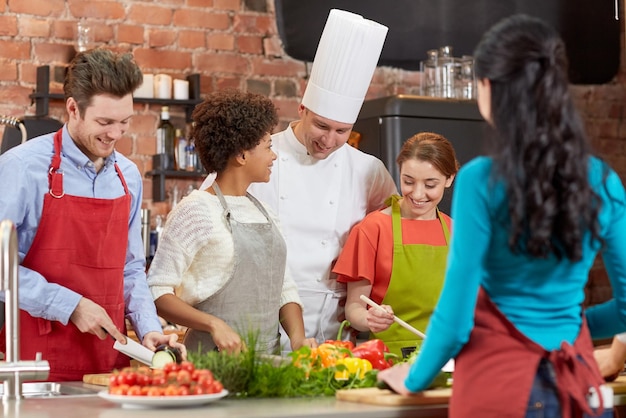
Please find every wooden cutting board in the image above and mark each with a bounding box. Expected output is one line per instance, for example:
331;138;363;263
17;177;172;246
83;373;112;386
336;387;451;406
607;375;626;394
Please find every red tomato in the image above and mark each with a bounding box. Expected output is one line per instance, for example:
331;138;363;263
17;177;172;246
118;371;137;386
108;374;121;387
136;372;151;386
177;385;190;396
189;384;204;395
140;386;150;396
176;369;191;386
109;383;130;395
146;386;163;396
208;380;223;394
197;375;214;390
163;384;179;396
179;361;195;373
151;375;166;387
162;362;181;374
126;385;142;396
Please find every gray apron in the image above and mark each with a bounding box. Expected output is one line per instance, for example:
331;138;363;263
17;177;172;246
183;183;286;354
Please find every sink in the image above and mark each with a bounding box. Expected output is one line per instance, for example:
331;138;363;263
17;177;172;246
0;382;100;398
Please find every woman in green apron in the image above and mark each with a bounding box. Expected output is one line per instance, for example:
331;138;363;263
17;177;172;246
333;132;459;356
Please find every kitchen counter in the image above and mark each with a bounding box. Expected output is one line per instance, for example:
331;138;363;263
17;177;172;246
2;383;448;418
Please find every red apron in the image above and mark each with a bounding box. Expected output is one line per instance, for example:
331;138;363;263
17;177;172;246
450;287;606;418
0;129;131;381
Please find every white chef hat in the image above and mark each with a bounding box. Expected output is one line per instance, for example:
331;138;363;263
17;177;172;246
301;9;388;124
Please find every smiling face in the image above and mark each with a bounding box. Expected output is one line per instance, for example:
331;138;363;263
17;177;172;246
244;133;276;183
66;93;134;164
399;158;454;220
294;105;353;160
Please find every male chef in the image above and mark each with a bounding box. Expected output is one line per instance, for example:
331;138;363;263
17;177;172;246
248;9;397;350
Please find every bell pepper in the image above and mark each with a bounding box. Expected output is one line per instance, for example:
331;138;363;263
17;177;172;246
323;320;355;351
351;339;395;370
315;343;348;368
334;357;373;380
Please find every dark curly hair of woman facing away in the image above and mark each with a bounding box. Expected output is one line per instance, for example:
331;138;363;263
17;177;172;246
191;89;278;174
474;14;602;261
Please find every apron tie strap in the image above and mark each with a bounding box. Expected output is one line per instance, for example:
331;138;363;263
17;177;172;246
548;342;604;418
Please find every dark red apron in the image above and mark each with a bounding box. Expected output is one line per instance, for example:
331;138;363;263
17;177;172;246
0;129;131;381
450;287;606;418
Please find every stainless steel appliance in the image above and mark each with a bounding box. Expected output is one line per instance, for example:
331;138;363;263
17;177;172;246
353;95;489;214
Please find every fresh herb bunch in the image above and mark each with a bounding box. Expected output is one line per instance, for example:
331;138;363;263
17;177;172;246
187;334;379;398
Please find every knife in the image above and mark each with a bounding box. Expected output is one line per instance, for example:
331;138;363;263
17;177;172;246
103;328;154;366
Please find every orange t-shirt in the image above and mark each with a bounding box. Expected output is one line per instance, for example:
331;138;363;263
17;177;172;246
334;208;452;304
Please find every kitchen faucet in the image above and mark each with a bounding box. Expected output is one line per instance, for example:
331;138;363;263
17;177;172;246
0;219;49;402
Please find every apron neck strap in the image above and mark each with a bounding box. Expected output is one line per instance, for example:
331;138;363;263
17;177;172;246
390;196;451;245
49;129;65;198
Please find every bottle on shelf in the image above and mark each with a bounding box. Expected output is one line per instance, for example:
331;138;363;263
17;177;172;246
185;140;198;172
156;106;176;170
174;128;187;171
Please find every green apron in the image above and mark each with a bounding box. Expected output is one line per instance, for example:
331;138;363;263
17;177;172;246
372;195;450;357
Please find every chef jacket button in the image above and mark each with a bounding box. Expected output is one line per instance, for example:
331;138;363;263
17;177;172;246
321;240;327;246
280;195;286;200
329;200;334;205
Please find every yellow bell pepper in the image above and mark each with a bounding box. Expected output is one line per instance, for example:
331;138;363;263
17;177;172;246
334;357;373;380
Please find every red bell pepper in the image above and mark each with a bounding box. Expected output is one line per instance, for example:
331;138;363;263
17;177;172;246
351;339;395;370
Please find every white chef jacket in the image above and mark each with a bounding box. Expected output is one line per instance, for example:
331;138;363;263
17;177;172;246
248;123;397;348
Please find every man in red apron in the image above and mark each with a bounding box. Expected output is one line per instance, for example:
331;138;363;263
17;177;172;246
0;48;183;381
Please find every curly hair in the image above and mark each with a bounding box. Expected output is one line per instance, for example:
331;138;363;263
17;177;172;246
396;132;460;179
64;48;143;115
474;14;601;260
191;90;278;174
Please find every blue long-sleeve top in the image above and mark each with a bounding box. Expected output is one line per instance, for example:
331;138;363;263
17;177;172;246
0;126;162;340
406;156;626;391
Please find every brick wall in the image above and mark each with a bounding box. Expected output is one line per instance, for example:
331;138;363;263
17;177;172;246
0;0;623;306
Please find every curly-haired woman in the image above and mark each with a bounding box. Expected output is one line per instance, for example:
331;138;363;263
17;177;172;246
378;14;626;418
147;90;317;355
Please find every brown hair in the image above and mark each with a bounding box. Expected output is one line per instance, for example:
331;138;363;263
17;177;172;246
64;48;143;115
396;132;460;178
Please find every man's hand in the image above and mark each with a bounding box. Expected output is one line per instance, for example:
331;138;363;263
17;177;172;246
69;297;126;343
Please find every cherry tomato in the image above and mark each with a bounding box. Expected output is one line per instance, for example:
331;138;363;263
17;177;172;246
118;371;137;386
108;374;121;387
189;383;205;395
179;361;195;373
162;362;181;374
177;385;190;396
146;386;163;396
151;375;166;387
163;384;179;396
176;369;191;386
126;385;142;396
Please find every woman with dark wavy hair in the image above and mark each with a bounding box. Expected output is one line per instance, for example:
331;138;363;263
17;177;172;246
379;14;626;418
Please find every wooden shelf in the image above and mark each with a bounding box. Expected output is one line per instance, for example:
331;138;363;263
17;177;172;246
29;66;202;122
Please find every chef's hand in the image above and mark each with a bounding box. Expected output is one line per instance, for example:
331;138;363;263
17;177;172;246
291;337;318;351
377;362;412;395
211;319;244;355
366;304;394;334
594;338;626;380
70;297;127;343
142;331;187;360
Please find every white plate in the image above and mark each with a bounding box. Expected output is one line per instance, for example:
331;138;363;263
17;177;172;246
98;389;228;409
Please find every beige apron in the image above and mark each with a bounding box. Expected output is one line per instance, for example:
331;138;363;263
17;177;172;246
372;195;450;356
184;183;285;354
